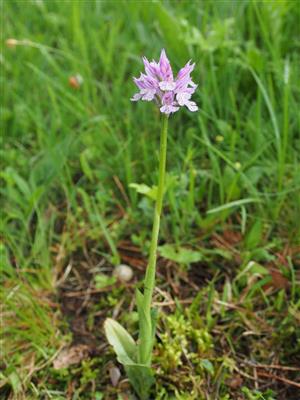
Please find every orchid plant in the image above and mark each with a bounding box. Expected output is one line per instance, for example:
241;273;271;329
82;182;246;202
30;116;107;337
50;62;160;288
104;49;197;399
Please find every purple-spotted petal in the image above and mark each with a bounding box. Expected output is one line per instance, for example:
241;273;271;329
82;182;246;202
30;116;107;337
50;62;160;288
141;88;156;101
176;92;191;106
176;61;195;80
133;76;146;90
162;91;174;104
160;104;179;114
142;57;160;79
185;101;198;112
175;61;196;92
159;49;173;81
159;80;176;91
131;92;143;101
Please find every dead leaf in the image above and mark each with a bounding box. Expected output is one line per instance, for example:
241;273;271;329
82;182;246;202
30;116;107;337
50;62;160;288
226;374;243;388
53;344;90;369
263;268;289;291
223;229;242;245
270;269;289;289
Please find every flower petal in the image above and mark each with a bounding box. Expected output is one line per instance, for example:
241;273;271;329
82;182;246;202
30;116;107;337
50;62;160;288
176;61;195;80
160;104;179;114
159;49;173;80
185;101;198;112
159;80;176;91
176;92;191;106
141;89;156;101
131;92;143;101
143;57;160;79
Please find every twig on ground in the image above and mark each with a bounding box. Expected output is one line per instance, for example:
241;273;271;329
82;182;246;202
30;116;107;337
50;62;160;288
256;371;300;389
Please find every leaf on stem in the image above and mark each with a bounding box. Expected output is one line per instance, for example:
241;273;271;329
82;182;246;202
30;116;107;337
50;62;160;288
129;183;157;201
136;289;153;365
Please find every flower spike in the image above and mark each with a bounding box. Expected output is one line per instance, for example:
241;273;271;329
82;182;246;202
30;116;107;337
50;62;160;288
131;49;198;115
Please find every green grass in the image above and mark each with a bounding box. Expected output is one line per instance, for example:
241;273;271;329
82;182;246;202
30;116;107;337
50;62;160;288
1;0;300;399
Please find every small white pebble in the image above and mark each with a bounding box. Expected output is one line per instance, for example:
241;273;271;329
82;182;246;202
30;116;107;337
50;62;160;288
114;264;133;282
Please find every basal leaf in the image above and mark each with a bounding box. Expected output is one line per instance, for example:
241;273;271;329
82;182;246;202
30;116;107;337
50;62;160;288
104;318;137;365
125;363;155;400
159;244;202;264
104;319;155;398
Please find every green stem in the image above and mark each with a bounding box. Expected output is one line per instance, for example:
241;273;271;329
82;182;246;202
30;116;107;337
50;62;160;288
143;114;168;313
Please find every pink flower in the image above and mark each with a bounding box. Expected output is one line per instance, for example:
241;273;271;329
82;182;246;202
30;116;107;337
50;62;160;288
131;49;198;115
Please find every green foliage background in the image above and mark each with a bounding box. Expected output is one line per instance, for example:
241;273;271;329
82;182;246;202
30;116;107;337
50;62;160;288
1;1;299;399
